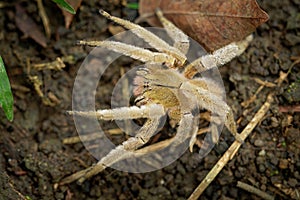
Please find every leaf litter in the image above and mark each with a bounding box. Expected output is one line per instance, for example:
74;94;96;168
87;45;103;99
139;0;269;51
15;4;47;48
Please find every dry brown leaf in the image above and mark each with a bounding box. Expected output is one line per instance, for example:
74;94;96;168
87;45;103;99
15;4;47;48
62;0;82;29
139;0;269;51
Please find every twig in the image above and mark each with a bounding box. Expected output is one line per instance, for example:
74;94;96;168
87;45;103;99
1;172;29;200
32;57;65;71
188;68;291;200
237;181;275;200
279;104;300;113
63;129;123;144
241;78;275;108
58;127;210;185
36;0;51;38
188;92;274;200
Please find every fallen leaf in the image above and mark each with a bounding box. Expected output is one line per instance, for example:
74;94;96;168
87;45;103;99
139;0;269;51
15;4;47;48
62;0;82;28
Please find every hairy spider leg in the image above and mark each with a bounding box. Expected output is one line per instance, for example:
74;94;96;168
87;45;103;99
155;9;190;55
180;81;243;145
77;40;176;67
184;35;253;79
99;10;186;67
68;104;165;120
60;117;164;184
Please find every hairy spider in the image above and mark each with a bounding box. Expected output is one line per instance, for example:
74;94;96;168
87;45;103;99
63;9;253;184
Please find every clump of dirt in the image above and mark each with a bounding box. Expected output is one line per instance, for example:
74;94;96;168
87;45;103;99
0;0;299;199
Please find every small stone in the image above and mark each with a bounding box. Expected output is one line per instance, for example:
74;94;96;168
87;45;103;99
258;149;266;156
271;176;281;185
268;153;279;165
270;117;279;127
258;164;266;173
149;186;170;196
256;156;265;165
285;33;300;46
279;159;289;169
176;163;186;175
288;178;297;187
260;184;267;191
254;139;264;147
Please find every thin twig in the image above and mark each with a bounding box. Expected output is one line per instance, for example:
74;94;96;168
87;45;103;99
32;57;65;71
188;67;292;200
58;127;210;185
188;92;274;200
63;129;123;144
279;104;300;113
237;181;275;200
36;0;51;38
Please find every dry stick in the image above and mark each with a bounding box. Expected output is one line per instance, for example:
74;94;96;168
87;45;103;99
241;78;276;108
36;0;51;38
58;127;210;186
32;57;65;71
237;181;275;200
63;129;123;144
188;69;291;200
279;104;300;113
188;92;274;200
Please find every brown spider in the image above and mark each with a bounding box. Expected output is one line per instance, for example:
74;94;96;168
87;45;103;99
62;9;253;184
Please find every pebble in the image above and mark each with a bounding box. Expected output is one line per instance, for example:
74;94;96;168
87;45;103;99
258;149;266;156
279;159;289;169
288;178;297;187
260;184;267;191
254;139;264;147
268;153;279;166
256;156;265;165
258;164;266;173
149;186;171;196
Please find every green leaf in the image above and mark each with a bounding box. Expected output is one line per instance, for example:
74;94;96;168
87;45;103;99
0;56;14;121
126;2;139;10
52;0;76;14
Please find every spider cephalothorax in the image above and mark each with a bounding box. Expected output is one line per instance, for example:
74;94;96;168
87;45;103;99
63;9;253;184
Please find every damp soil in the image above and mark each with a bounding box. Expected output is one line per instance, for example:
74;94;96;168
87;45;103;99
0;0;300;199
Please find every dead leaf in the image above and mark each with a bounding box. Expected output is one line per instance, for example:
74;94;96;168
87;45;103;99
62;0;82;29
139;0;269;51
15;4;47;48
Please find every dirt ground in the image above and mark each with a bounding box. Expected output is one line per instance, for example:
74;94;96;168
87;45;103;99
0;0;300;199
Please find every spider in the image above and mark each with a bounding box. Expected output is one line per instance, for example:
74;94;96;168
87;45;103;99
62;9;253;184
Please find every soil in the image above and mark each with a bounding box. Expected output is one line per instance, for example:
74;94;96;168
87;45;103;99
0;0;300;200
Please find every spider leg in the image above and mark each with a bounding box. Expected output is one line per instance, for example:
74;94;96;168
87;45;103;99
77;40;175;66
173;90;199;152
181;81;243;143
99;10;186;67
68;104;165;120
155;9;190;54
60;115;164;185
184;35;253;79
